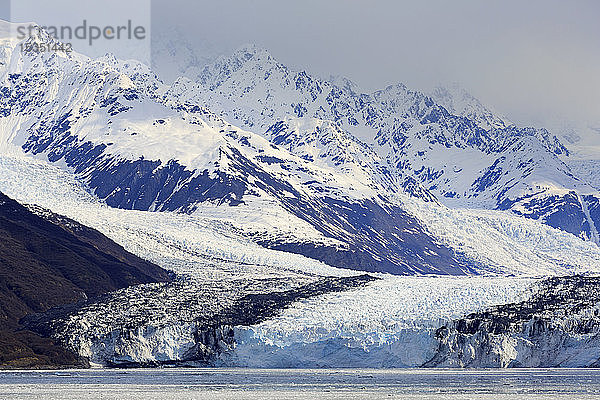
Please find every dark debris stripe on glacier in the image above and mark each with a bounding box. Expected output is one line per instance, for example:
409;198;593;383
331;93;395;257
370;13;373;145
22;274;377;367
424;275;600;368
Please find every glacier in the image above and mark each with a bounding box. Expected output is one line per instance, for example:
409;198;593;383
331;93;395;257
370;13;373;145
0;20;599;368
3;153;600;367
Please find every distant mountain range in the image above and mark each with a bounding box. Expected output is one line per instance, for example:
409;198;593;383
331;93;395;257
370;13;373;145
164;44;600;244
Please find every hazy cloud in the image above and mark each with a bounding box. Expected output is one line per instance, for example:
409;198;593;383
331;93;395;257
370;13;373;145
5;0;599;130
152;0;600;129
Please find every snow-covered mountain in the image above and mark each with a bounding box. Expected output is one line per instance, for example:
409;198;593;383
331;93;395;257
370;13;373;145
0;25;478;275
0;23;598;276
429;83;512;131
164;44;600;243
2;20;600;369
151;26;221;84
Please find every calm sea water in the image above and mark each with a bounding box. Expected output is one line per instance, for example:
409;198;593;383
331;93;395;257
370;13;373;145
2;368;600;399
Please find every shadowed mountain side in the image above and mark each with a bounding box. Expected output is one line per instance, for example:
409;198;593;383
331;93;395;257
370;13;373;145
0;191;170;369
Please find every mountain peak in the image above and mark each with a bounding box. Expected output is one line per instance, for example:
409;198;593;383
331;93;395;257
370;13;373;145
193;43;280;89
430;83;512;130
212;43;276;68
232;43;271;57
326;75;359;93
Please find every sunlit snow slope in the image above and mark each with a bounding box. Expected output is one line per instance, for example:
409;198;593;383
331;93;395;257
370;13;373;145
166;44;600;244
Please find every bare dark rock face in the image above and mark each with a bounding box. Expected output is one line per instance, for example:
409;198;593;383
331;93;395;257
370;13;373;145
0;192;170;369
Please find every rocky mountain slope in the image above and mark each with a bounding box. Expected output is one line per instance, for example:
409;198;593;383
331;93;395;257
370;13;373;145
0;191;169;369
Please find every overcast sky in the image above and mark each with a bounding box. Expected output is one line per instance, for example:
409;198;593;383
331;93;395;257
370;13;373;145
152;0;600;130
3;1;599;130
